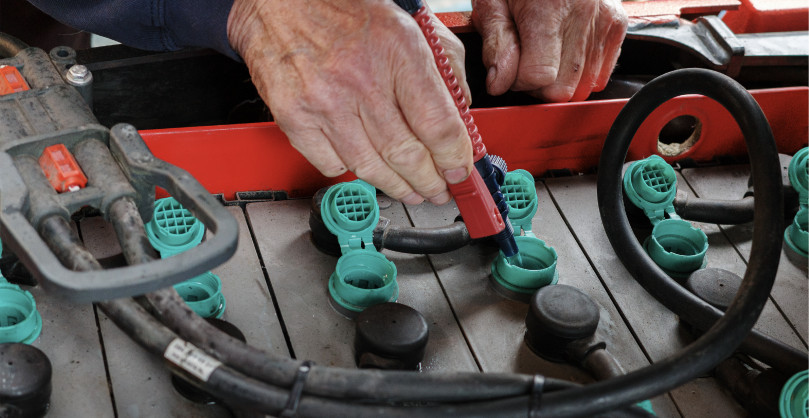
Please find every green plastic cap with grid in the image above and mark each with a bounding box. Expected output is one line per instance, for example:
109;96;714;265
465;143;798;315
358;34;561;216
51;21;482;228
502;169;539;237
321;180;398;316
789;148;808;208
0;238;42;344
145;197;206;258
623;155;678;224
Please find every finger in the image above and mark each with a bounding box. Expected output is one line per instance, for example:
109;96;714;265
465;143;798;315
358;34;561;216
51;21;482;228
509;1;563;92
570;17;607;101
284;127;349;178
471;0;520;95
594;8;628;91
594;45;621;92
426;6;474;106
393;37;474;189
361;99;452;205
533;1;598;102
324;112;425;205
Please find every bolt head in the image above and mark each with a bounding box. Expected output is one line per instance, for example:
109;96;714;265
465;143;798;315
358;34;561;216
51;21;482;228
66;65;92;84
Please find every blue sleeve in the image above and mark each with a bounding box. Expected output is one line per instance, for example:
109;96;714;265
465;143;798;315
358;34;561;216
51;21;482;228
27;0;239;60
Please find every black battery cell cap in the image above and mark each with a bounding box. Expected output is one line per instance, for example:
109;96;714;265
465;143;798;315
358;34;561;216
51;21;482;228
685;268;742;311
525;284;600;362
0;343;52;418
355;302;429;370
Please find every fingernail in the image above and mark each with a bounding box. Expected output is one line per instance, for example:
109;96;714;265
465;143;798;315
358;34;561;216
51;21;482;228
429;191;452;206
401;192;424;206
443;167;469;184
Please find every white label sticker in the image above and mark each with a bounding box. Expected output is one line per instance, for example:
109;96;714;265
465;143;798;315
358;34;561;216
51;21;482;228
164;338;222;382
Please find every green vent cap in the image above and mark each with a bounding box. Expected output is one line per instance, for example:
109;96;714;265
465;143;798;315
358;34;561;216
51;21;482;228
145;197;205;258
502;169;539;236
320;180;380;255
623;155;678;223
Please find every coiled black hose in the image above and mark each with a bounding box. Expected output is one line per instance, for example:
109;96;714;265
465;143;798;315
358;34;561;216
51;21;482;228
567;68;802;418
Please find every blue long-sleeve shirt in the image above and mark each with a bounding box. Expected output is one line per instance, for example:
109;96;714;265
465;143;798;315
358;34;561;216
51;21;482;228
27;0;239;59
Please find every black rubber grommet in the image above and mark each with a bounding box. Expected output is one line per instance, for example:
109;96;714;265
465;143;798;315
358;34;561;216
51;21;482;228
525;285;600;362
685;268;742;311
0;343;52;418
355;303;429;370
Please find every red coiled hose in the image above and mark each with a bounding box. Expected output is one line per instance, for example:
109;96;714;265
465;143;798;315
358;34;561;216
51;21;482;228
413;7;486;161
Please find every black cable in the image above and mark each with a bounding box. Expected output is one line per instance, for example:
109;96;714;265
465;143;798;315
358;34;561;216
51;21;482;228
673;194;754;224
378;221;470;254
108;198;159;265
532;67;799;418
0;32;27;58
148;287;541;402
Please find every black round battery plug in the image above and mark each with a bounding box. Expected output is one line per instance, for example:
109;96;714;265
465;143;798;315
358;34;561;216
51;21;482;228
525;284;600;362
355;303;429;370
685;268;742;311
0;343;52;418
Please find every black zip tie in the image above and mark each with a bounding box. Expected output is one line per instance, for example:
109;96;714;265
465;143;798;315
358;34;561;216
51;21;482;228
280;361;313;417
528;374;545;418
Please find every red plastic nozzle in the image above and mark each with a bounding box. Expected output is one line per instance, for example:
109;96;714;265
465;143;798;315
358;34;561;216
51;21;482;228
448;170;505;239
0;66;29;95
39;144;88;193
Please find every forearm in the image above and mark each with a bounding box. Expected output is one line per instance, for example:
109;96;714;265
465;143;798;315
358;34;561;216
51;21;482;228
26;0;238;59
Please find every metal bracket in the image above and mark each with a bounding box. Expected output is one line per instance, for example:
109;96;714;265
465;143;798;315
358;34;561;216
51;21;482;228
627;15;807;77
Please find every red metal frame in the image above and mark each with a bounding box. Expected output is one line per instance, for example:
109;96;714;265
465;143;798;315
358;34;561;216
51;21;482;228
141;87;808;201
722;0;808;33
437;1;744;33
437;0;808;34
141;3;809;201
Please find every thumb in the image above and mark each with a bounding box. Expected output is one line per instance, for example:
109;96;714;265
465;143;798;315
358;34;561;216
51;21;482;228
471;0;520;96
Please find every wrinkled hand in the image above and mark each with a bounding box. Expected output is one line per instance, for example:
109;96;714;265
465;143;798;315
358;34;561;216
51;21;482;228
472;0;627;102
228;0;473;205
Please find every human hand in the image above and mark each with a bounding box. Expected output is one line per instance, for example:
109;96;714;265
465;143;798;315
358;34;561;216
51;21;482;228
471;0;627;102
228;0;473;205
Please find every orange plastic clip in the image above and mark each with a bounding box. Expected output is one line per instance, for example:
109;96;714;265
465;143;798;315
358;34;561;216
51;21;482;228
39;144;88;193
0;65;30;95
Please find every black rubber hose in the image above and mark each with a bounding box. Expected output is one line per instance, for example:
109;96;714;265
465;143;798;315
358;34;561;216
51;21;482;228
147;287;540;402
534;68;797;418
378;221;471;254
39;215;101;272
100;295;658;418
673;194;754;224
108;198;160;265
0;33;27;58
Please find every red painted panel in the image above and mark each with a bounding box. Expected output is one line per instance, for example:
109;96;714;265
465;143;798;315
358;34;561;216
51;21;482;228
141;87;808;200
722;0;808;33
438;1;742;33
